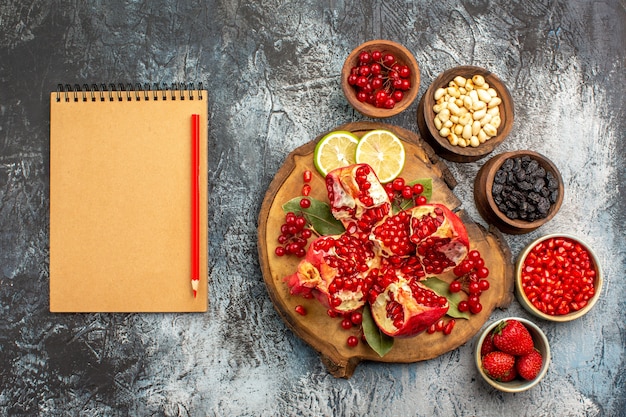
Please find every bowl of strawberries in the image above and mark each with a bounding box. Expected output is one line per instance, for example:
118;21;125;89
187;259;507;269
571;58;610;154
475;317;550;392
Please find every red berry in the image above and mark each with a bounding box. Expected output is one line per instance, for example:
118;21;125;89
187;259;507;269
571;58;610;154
401;186;413;199
449;281;462;293
492;319;535;356
350;311;363;325
517;349;543;380
412;183;424;195
275;246;285;256
341;318;353;330
470;302;483;314
347;335;359;347
416;195;427;205
482;351;516;382
299;198;311;208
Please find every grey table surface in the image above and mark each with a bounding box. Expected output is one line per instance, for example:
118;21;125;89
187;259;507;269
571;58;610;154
1;1;625;416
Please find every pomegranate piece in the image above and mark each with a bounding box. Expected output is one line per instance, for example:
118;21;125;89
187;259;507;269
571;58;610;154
409;204;469;276
284;233;380;314
326;164;391;234
368;258;448;338
371;210;415;257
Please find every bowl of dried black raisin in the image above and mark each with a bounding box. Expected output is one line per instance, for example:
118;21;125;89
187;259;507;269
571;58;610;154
473;150;564;234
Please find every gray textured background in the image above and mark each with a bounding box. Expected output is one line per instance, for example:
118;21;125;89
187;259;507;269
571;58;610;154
1;1;625;416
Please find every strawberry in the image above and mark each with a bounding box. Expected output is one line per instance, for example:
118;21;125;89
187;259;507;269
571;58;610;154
480;332;496;357
482;351;516;382
492;319;534;356
516;349;543;380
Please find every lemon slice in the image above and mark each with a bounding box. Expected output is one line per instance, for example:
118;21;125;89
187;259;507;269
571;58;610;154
355;129;405;183
313;131;360;177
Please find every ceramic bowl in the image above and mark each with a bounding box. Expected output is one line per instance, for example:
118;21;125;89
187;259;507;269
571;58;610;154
475;317;550;393
473;150;564;234
417;65;514;162
515;234;603;321
341;40;420;118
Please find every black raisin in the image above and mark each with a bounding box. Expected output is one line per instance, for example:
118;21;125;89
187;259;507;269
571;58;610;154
494;170;507;184
502;158;514;171
533;178;546;193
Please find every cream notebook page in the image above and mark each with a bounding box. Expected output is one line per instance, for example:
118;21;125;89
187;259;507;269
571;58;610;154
49;86;208;312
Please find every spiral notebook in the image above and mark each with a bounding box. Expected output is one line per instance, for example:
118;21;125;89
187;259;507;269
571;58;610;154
49;83;208;312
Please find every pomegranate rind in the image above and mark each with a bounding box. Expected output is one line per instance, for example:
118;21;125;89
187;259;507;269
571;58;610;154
284;234;379;313
371;279;449;338
409;204;470;276
326;163;391;233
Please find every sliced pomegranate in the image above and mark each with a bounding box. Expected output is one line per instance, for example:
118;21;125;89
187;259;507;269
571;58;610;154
409;204;469;276
326;164;391;234
284;233;380;313
369;258;448;338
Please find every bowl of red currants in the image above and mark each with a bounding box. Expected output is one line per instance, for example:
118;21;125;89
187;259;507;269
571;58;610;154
473;150;564;234
515;234;603;322
417;66;514;162
342;40;420;118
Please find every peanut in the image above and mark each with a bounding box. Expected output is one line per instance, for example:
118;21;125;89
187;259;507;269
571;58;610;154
431;72;503;148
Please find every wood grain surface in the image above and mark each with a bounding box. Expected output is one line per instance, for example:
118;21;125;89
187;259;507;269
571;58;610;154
258;121;514;377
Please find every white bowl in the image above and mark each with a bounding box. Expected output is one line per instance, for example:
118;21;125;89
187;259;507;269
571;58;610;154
475;317;550;392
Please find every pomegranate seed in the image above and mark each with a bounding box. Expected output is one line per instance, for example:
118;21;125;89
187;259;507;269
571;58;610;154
303;170;312;183
294;305;307;316
521;237;597;316
443;319;456;335
301;184;311;196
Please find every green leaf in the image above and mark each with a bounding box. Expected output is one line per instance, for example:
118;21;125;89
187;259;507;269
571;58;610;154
362;304;394;357
391;178;434;213
282;197;345;236
421;276;470;320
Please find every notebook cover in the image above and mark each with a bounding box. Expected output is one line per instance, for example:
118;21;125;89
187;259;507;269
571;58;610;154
49;89;208;312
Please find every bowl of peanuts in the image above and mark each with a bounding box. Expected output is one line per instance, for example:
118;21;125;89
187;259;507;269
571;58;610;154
417;66;514;162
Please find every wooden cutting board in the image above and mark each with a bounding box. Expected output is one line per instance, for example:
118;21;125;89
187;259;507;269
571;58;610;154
257;121;514;378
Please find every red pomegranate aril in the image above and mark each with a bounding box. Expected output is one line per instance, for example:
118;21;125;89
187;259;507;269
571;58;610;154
295;305;307;316
302;184;311;196
521;237;597;316
303;170;312;183
443;319;455;335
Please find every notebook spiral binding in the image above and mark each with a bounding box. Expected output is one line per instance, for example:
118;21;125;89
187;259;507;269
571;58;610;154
56;82;204;102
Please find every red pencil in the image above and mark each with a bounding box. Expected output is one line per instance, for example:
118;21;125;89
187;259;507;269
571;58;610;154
191;114;200;298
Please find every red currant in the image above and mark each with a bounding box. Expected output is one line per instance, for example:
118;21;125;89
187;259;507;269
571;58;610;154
299;198;311;208
347;335;359;347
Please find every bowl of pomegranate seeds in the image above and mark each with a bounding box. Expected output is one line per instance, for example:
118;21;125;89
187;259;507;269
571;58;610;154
417;66;514;162
516;234;603;322
341;40;420;118
475;317;550;393
473;150;564;234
